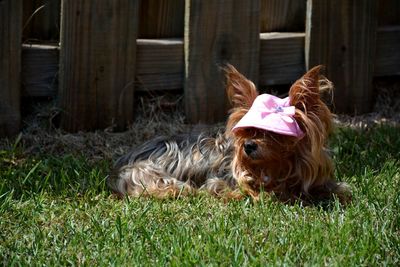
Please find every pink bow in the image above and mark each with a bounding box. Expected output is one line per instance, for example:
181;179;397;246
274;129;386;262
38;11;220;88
232;94;304;137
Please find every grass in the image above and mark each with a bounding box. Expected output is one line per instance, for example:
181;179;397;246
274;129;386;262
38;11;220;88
1;124;399;266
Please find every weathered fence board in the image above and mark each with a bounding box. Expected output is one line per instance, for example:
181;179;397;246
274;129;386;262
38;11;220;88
23;28;400;97
136;38;183;91
374;26;400;76
305;0;378;114
260;0;306;32
3;0;399;133
0;0;22;137
259;32;305;86
139;0;184;38
22;44;59;97
184;0;260;124
59;0;139;132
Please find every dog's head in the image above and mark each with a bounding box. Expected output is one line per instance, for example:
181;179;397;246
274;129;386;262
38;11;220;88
225;65;335;200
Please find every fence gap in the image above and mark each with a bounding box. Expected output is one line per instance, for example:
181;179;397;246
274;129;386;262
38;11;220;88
0;0;22;137
59;0;139;132
23;0;61;42
184;0;260;124
260;0;306;32
305;0;378;114
139;0;184;38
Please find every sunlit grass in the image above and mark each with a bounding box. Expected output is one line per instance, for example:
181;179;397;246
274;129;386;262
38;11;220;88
1;125;399;266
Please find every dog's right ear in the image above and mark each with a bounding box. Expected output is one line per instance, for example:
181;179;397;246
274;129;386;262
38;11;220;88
225;64;258;109
289;65;327;113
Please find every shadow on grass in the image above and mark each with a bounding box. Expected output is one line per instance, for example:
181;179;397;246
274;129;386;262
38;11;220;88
1;124;399;202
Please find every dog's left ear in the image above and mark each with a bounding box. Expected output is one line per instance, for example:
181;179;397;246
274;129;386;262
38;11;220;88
289;65;334;136
225;64;258;109
289;65;325;112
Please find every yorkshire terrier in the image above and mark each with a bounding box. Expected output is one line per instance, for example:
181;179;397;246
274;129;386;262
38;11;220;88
108;65;351;204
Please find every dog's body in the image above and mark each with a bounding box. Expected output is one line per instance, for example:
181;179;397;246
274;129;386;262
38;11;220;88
108;65;351;204
110;133;237;198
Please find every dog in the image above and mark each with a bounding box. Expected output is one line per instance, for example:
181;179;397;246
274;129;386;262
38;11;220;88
107;65;351;204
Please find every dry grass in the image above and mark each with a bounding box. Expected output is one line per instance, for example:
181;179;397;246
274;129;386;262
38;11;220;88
7;94;191;162
1;77;399;162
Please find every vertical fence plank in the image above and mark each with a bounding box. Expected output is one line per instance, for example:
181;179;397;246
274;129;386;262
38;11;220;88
0;0;22;137
184;0;260;124
305;0;378;114
59;0;139;132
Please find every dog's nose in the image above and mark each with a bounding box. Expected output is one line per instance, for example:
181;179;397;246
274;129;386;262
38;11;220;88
244;140;257;155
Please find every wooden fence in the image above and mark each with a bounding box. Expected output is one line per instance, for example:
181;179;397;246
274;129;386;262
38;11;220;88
1;0;399;134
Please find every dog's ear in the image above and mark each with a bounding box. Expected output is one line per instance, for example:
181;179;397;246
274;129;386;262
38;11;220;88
289;65;326;112
289;65;333;136
225;64;258;109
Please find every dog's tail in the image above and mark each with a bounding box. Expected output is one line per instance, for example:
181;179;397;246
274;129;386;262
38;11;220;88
107;134;199;197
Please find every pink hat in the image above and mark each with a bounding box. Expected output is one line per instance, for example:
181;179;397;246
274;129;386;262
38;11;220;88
232;94;304;137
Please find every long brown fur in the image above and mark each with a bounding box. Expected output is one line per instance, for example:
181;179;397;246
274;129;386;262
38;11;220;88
107;65;351;204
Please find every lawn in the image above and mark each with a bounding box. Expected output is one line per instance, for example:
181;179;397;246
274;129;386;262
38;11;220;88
1;124;399;266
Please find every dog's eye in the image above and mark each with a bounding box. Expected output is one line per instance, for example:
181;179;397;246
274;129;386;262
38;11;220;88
239;128;254;135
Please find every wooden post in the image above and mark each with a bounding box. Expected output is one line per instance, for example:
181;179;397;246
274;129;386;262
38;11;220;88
184;0;260;124
305;0;378;114
0;0;22;137
59;0;139;132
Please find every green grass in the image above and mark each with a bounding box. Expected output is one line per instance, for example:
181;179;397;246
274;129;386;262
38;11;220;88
1;125;399;266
